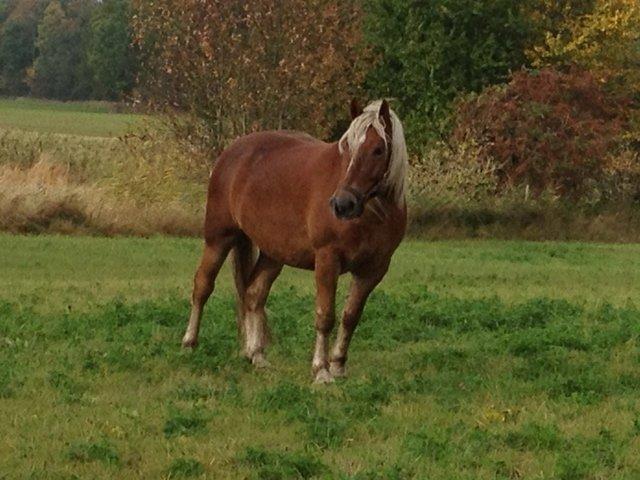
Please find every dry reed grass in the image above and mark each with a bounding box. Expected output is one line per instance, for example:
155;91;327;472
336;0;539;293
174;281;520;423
2;125;640;241
0;153;203;237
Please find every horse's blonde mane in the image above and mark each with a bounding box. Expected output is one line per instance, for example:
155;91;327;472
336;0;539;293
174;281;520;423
338;100;408;206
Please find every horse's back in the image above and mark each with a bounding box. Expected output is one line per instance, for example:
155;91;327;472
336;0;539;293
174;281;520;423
221;130;325;163
210;129;323;181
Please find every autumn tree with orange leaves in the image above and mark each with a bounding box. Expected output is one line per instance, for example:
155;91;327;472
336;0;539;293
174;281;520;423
132;0;366;151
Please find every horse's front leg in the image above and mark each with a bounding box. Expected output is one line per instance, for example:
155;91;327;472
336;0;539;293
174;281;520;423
329;267;387;378
312;249;340;384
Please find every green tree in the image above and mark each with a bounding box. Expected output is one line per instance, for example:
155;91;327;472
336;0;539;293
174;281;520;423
0;0;48;95
31;1;75;98
65;0;98;98
363;0;534;147
0;0;9;22
0;18;35;94
87;0;135;99
31;0;96;99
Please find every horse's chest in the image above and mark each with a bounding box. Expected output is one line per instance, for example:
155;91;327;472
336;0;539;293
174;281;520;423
339;225;397;269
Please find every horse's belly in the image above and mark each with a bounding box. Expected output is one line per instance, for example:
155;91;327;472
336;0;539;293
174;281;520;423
255;234;315;270
260;245;315;270
236;209;315;269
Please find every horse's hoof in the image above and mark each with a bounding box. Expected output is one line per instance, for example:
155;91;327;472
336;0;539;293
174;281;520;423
182;337;198;349
251;353;271;369
329;362;346;378
314;369;335;384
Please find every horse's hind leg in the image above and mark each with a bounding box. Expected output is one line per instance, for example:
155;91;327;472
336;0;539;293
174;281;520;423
231;234;257;337
242;252;283;367
182;236;234;348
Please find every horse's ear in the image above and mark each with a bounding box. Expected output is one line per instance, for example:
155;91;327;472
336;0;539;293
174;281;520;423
350;98;363;120
379;99;392;139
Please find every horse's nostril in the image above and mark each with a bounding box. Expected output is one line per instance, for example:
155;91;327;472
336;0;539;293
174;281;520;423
331;192;361;218
336;199;353;216
330;197;342;214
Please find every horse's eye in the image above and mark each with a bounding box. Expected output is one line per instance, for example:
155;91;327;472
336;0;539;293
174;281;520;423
373;147;384;156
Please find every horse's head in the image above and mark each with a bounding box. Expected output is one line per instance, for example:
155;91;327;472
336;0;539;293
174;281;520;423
331;99;402;220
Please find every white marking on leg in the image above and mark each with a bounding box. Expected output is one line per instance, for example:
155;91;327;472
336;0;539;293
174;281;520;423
329;325;349;377
312;332;334;383
244;311;260;357
182;306;201;347
245;311;269;367
332;325;349;360
312;332;327;371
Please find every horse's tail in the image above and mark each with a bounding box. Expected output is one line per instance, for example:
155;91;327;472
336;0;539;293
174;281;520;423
230;235;257;337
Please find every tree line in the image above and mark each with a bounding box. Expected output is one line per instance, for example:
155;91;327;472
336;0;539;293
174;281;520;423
2;0;639;198
131;0;639;198
0;0;135;100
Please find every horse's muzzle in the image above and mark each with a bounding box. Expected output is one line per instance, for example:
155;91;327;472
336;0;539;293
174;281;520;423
330;190;364;220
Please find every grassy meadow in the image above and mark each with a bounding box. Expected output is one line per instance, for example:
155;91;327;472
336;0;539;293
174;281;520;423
2;234;640;479
0;98;142;137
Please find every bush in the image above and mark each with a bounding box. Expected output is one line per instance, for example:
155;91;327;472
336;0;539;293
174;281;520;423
132;0;365;151
408;139;498;208
452;68;631;197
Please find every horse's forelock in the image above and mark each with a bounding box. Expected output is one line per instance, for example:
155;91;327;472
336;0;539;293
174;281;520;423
338;100;408;206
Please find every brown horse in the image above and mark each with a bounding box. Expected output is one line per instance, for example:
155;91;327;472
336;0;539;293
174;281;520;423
182;99;408;383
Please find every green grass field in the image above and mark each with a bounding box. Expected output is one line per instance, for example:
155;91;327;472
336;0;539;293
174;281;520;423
0;98;143;137
2;234;640;479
